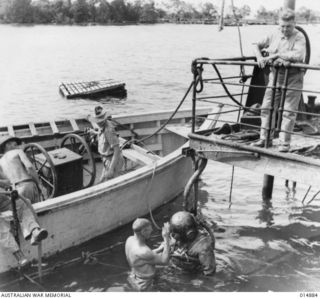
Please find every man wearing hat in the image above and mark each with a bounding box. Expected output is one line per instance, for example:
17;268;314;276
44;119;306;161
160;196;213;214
0;136;48;266
89;106;124;182
125;218;171;291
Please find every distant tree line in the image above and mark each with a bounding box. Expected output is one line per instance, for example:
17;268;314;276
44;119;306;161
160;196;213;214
1;0;319;25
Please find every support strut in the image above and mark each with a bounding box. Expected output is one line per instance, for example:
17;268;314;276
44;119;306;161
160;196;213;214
183;158;208;215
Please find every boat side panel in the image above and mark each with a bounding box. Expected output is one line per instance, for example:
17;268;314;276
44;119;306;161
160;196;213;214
0;155;192;273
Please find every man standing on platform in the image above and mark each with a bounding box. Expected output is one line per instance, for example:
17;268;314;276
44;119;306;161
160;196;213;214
251;9;306;152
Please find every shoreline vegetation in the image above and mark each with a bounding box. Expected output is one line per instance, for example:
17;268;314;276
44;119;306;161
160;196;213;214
0;0;319;26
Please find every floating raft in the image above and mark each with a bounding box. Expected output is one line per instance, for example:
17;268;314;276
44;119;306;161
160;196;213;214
59;79;126;99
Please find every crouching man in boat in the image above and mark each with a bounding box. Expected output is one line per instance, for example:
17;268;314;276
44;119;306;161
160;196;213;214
169;211;216;276
125;218;171;291
89;106;124;183
0;136;48;266
0;136;42;204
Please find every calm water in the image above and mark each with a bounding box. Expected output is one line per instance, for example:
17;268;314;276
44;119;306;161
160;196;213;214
1;23;320;292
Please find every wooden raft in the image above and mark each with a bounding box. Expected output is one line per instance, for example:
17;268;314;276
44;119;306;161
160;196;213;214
59;79;126;99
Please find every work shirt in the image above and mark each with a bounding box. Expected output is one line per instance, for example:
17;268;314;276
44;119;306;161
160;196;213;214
97;121;119;158
255;28;306;63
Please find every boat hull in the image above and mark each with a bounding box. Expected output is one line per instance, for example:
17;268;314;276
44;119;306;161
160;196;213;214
0;144;192;273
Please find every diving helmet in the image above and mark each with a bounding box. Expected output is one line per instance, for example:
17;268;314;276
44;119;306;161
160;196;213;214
170;211;198;242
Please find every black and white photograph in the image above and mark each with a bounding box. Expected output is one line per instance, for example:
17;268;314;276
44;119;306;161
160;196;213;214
0;0;320;294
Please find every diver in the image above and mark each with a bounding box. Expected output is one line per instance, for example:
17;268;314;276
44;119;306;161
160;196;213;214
169;211;216;276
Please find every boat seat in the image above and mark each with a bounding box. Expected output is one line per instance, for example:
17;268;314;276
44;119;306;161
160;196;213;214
122;148;156;166
165;126;190;138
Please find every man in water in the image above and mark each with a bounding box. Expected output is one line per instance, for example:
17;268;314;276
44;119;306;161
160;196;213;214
125;218;171;291
251;9;306;152
0;136;48;266
89;106;124;182
169;211;216;276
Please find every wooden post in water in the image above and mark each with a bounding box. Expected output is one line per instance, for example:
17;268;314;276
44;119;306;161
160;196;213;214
262;0;296;201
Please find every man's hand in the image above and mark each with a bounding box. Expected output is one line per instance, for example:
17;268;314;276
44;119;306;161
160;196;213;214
162;222;170;241
105;168;114;179
257;57;268;68
273;58;291;67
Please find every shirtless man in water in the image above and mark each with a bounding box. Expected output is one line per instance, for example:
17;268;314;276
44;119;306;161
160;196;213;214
0;136;48;266
125;218;171;291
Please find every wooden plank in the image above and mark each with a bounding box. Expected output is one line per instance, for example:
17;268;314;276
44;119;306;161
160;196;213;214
29;123;39;136
66;83;77;95
122;148;155;165
189;133;320;187
50;121;59;135
59;83;71;97
70;119;80;131
7;125;15;137
70;82;81;94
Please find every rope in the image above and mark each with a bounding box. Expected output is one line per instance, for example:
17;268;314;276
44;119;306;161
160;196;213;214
305;190;320;206
302;185;312;204
211;64;250;111
230;0;247;82
122;80;195;149
146;162;161;230
0;242;124;290
229;166;235;208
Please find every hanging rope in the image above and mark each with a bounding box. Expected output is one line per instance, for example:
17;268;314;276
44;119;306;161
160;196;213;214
230;0;248;83
120;80;195;150
218;0;225;31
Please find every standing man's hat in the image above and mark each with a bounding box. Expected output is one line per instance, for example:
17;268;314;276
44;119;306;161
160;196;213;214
90;106;112;124
0;135;22;154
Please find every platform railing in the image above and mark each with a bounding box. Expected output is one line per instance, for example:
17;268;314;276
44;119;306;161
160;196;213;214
191;57;320;150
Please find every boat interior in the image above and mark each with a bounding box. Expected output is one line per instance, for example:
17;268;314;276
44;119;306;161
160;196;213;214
0;108;210;201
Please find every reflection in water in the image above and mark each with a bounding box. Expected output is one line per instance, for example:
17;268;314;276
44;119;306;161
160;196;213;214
256;199;274;227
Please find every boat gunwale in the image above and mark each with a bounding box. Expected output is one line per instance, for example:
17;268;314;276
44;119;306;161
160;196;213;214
12;142;189;216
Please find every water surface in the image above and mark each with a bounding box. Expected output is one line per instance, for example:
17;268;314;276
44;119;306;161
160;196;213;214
1;23;320;292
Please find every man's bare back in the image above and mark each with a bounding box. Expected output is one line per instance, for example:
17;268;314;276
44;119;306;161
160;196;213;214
125;235;157;278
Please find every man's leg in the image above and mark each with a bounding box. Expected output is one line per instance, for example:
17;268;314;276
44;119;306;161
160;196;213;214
15;198;39;240
18;182;40;204
0;197;28;266
279;71;304;148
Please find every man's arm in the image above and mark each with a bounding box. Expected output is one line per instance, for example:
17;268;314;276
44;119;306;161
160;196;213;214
18;150;40;185
0;167;10;189
253;34;271;68
144;223;171;265
106;144;121;179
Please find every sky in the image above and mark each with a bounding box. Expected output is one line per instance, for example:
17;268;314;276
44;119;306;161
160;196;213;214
158;0;320;13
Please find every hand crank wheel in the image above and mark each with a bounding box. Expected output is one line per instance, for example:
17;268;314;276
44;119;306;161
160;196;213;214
23;143;57;200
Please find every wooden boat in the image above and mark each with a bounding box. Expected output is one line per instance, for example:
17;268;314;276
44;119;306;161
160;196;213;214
0;107;212;274
59;79;126;99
